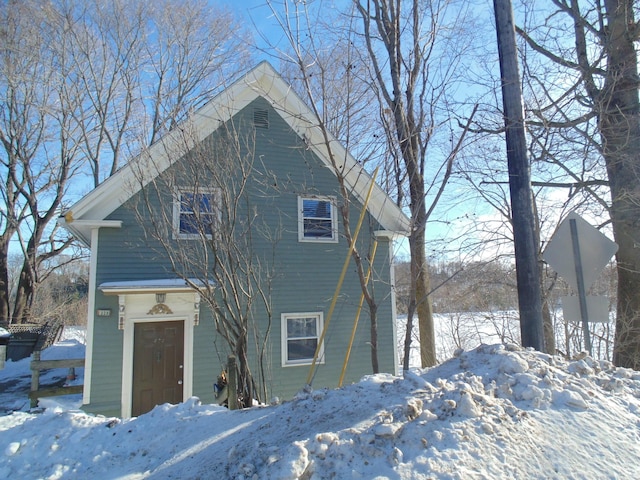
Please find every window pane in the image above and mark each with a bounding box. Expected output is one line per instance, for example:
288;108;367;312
180;214;199;234
304;219;333;238
179;192;215;235
287;317;317;338
287;338;318;361
303;199;331;219
302;199;332;238
182;192;213;214
196;193;213;213
180;193;196;214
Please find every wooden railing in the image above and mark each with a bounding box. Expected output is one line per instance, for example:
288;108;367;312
30;351;84;408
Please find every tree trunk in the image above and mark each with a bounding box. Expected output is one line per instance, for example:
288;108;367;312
0;238;11;324
542;297;556;354
411;226;437;367
354;0;441;369
534;181;555;354
13;262;36;324
603;0;640;369
235;330;253;407
403;302;416;371
11;228;40;324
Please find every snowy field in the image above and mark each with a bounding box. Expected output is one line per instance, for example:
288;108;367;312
1;322;640;479
400;312;523;364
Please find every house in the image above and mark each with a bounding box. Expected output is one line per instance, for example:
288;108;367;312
59;62;410;418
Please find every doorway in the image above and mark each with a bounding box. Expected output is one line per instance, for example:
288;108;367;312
132;321;184;416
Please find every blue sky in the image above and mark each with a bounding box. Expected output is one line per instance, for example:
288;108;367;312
216;0;490;261
220;0;285;51
214;1;558;263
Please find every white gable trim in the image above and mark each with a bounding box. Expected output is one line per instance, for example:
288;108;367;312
60;62;410;245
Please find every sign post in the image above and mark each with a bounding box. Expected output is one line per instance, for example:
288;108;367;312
569;218;592;353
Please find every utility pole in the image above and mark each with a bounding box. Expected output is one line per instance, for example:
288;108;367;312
493;0;545;351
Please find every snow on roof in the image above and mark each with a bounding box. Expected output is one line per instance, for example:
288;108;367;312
99;278;210;293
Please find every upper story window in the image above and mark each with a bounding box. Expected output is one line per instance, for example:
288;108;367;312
173;189;219;239
298;196;338;243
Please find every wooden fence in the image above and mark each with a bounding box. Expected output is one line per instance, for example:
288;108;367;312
30;351;84;408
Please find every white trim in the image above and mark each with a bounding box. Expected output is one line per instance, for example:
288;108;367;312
297;196;338;243
120;292;198;418
388;240;400;376
100;278;208;294
281;312;325;367
56;218;122;248
374;229;407;240
59;62;410;245
61;219;122;228
82;228;101;406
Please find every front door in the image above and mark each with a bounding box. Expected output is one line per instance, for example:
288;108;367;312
132;321;184;417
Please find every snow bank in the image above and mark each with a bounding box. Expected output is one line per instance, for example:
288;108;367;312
1;342;640;479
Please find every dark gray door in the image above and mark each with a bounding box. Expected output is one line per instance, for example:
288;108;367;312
132;321;184;416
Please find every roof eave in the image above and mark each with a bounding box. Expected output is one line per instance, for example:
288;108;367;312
58;217;123;247
60;61;411;235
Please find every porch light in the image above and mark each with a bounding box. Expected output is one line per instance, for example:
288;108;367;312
118;297;126;330
194;293;200;326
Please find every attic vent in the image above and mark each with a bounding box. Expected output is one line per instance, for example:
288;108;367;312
253;109;269;129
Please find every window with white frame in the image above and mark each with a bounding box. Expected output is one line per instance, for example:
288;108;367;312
173;189;219;239
298;196;337;242
281;312;324;366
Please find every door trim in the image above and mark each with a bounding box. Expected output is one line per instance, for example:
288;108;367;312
120;292;197;418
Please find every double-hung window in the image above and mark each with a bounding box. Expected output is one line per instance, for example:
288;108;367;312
173;189;218;239
281;312;324;366
298;196;337;242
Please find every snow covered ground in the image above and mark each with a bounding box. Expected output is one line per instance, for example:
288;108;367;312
1;324;640;479
0;327;85;415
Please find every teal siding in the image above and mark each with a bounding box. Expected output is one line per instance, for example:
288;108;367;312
86;96;399;414
191;309;218;404
83;295;123;417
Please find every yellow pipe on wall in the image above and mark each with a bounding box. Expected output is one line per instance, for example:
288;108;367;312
306;167;379;386
338;238;378;387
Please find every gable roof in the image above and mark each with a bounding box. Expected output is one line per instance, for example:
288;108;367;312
60;61;411;245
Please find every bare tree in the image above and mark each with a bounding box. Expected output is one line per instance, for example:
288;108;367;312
61;0;148;187
354;0;477;368
144;0;250;145
265;0;395;373
61;0;250;187
0;1;81;324
132;122;276;406
515;0;640;368
0;0;248;325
